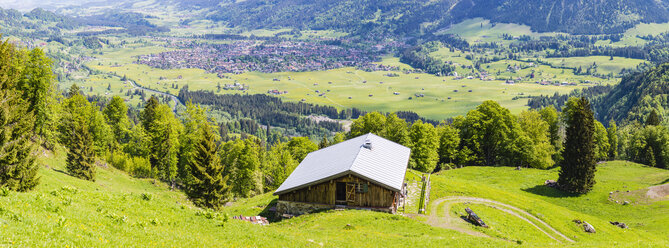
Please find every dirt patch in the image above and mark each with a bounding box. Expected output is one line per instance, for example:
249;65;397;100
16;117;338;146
646;184;669;200
610;183;669;205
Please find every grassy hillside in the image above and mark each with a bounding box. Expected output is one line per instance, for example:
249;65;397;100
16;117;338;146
2;145;667;246
430;161;669;246
0;147;504;247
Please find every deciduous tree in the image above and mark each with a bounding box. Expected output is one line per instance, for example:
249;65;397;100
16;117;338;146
408;120;439;173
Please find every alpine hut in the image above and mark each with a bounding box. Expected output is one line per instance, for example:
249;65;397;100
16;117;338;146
274;133;411;216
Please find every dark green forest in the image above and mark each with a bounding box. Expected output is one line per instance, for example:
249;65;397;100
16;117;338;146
207;0;669;35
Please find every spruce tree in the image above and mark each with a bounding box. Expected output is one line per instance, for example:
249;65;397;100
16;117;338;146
66;120;96;181
646;109;661;126
19;48;56;143
68;83;80;98
0;85;40;191
559;97;597;194
186;126;229;209
318;135;329;149
0;37;40;191
607;120;618;160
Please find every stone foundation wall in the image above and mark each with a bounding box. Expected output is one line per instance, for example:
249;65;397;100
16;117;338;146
276;200;394;217
276;200;334;216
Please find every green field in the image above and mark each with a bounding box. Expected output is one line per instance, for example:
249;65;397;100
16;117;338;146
542;56;647;76
80;45;601;120
2;146;667;247
436;18;563;44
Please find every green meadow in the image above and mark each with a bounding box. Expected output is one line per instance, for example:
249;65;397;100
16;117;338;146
436;18;563;44
0;147;505;247
541;56;647;76
2;146;667;247
430;161;669;246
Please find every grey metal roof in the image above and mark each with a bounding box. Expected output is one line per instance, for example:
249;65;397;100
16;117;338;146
274;133;411;195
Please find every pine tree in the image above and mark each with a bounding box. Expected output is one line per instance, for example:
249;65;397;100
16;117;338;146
318;135;329;149
607;120;618;160
186;125;229;209
559;97;597;194
18;48;56;145
0;84;40;191
0;37;40;191
646;109;661;126
141;96;160;131
66;121;96;181
68;83;80;98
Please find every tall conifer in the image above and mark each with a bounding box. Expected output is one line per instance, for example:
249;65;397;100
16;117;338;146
559;97;596;194
186;125;229;209
646;109;661;126
66;121;96;181
0;37;40;191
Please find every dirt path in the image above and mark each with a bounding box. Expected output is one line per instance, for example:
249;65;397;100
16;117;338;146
424;197;575;243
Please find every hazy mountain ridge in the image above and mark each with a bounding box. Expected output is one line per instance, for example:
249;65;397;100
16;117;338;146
206;0;669;35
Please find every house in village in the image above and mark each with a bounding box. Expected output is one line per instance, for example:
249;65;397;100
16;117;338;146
274;133;411;216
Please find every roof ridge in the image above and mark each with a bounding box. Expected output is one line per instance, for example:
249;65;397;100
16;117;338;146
348;133;372;171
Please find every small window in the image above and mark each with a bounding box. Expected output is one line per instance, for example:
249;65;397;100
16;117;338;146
355;183;369;193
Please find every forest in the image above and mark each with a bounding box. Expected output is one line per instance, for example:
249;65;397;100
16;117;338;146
207;0;669;36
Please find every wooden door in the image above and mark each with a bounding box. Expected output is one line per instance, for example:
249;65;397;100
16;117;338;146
346;183;355;202
336;182;347;204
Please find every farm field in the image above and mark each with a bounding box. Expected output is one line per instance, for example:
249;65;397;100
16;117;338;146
81;45;604;120
541;56;647;76
2;147;667;247
436;18;563;44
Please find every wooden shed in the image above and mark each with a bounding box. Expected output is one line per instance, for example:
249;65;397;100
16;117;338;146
274;133;411;216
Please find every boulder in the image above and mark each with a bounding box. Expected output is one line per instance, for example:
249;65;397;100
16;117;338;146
583;222;596;233
610;221;628;229
544;180;558;188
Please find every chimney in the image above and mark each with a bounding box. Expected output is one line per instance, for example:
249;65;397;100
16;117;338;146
362;139;372;150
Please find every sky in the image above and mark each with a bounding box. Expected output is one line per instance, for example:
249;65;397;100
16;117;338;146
0;0;106;12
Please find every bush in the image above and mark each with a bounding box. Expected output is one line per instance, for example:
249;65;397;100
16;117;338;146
131;157;152;178
106;152;152;178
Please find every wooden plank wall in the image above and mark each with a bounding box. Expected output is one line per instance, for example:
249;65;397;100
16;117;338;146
278;175;396;208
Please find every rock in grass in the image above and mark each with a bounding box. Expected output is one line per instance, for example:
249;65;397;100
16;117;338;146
583;222;596;233
610;221;628;229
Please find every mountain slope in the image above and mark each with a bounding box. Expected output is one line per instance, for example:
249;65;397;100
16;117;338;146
2;145;668;246
206;0;669;35
595;63;669;124
0;147;505;247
